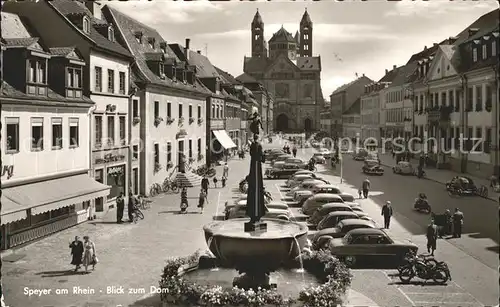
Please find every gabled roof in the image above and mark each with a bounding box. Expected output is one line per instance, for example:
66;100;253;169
1;80;93;105
331;76;373;95
269;26;295;43
378;67;399;83
243;56;271;73
343;98;360;115
455;9;499;45
105;5;210;95
1;12;46;51
49;0;132;58
49;47;84;62
215;67;240;85
389;63;417;87
236;72;258;83
169;44;219;79
297;56;321;71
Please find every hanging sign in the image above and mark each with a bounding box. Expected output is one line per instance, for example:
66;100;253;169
107;165;124;176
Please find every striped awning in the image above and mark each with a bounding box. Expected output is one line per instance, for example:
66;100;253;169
175;172;202;187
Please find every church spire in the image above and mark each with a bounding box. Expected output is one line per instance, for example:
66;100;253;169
252;9;263;25
301;8;312;25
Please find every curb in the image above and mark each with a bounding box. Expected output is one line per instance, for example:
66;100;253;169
379;162;498;202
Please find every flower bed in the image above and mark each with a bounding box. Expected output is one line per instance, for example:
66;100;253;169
158;250;352;307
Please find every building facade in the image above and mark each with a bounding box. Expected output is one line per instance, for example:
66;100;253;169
1;12;110;249
239;10;323;132
4;0;134;217
341;99;361;140
106;7;210;195
361;83;383;141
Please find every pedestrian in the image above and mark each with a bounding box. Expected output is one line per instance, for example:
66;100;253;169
223;163;229;178
443;209;452;237
82;236;97;272
221;176;227;188
128;191;135;223
198;189;208;214
201;176;209;195
116;192;125;223
180;187;188;213
213;177;218;188
358;189;362;199
392;149;395;159
362;178;370;198
292;146;297;158
452;208;464;238
426;220;438;255
381;201;393;229
69;236;83;272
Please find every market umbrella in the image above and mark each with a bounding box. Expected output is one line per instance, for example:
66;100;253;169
174;172;202;187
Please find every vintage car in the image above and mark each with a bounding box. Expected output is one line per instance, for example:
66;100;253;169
286;179;325;197
317;212;376;230
271;154;293;165
362;160;384;175
265;163;302;179
446;176;488;197
225;204;291;220
287;174;327;188
225;199;289;212
264;149;285;161
302;194;346;216
353;149;369;161
308;203;356;225
338;193;356;203
327;228;418;267
284;157;308;169
392;161;415;175
311;153;326;164
312;219;377;250
318;148;333;159
294;184;342;205
286;172;318;186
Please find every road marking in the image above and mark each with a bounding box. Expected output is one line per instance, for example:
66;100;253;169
275;184;284;200
215;191;222;217
382;271;415;306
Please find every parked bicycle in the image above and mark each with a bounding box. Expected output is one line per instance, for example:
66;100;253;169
132;205;144;223
138;196;152;210
163;178;180;193
196;165;216;177
149;183;163;197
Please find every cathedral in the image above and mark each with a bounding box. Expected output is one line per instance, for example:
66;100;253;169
237;9;323;132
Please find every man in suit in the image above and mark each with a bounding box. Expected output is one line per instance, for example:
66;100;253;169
381;201;393;229
116;193;125;223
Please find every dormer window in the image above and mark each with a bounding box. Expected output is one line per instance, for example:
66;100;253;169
134;31;143;44
160;42;167;53
27;58;47;84
148;37;156;49
159;63;165;78
83;16;91;34
108;26;115;42
66;66;83;98
472;48;478;62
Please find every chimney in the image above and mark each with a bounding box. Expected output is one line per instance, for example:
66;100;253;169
433;43;438;47
362;73;365;77
85;1;102;20
393;65;396;70
385;69;389;74
448;36;458;44
424;45;427;50
468;28;479;37
197;50;201;54
184;38;191;61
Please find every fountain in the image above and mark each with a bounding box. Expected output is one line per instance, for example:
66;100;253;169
198;114;309;290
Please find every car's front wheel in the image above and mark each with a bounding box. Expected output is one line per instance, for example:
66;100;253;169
343;255;357;268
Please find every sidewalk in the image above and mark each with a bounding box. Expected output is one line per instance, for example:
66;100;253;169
377;153;499;202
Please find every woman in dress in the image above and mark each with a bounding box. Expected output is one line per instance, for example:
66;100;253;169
198;189;208;214
69;236;83;272
82;236;97;272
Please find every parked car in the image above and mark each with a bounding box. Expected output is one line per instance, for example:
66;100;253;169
264;149;285;161
265;163;302;179
302;194;346;216
311;153;326;164
317;211;365;230
353;149;369;161
308;203;355;225
393;161;415;175
225;199;289;212
271;154;292;165
293;170;316;176
312;219;377;249
286;180;325;197
362;160;384;176
286;172;318;186
327;228;418;267
226;204;291;220
446;176;488;197
339;193;356;203
294;184;342;205
318;148;333;159
286;174;316;187
284;157;307;169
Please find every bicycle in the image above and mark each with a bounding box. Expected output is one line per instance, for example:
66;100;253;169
149;183;162;197
162;178;179;193
132;206;144;223
477;185;488;198
138;197;152;210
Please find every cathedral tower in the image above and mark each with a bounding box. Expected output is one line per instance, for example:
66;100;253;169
251;9;266;58
299;9;313;57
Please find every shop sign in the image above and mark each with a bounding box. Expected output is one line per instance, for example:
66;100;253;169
108;165;124;176
95;153;126;165
1;165;14;179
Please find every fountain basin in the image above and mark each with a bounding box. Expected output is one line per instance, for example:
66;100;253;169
203;218;308;273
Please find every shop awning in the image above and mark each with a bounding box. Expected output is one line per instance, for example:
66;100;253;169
213;130;237;149
1;195;28;225
1;174;111;221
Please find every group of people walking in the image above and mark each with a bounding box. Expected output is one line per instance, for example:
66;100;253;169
116;192;143;223
69;235;97;273
426;208;464;255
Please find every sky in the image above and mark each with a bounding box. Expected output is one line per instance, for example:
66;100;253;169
107;0;498;99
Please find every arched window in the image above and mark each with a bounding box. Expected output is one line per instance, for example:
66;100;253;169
82;16;90;34
108;26;115;42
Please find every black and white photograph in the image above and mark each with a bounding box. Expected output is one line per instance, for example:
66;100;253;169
0;0;499;306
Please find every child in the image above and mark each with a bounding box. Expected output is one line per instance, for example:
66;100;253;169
358;189;363;199
221;176;227;188
213;177;218;188
198;189;208;214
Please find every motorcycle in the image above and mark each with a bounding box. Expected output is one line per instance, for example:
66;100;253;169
397;251;438;274
399;252;451;284
414;197;431;214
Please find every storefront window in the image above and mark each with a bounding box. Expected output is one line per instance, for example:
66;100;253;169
9;215;30;233
31;211;51;225
107;164;126;199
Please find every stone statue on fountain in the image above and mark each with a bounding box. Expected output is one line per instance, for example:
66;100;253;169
244;107;268;232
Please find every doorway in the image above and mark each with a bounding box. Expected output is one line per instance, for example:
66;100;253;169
94;169;104;212
276;113;289;131
178;140;185;171
132;168;138;195
304;118;312;132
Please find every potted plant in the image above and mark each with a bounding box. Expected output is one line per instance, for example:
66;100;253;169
197;118;203;125
197;153;204;161
179;117;185;126
133;117;141;125
166;161;174;170
189;117;195;124
154;117;163;127
166;117;175;125
154;162;162;173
